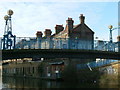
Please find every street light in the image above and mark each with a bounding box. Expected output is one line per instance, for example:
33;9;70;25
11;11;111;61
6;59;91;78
108;25;120;43
4;15;9;20
108;25;120;52
108;25;113;43
7;9;14;16
2;9;16;50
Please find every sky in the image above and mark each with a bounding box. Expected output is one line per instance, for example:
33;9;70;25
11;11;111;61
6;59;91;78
0;0;119;42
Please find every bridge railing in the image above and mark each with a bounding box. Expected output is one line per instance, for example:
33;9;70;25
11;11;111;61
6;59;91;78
14;37;94;49
0;37;119;52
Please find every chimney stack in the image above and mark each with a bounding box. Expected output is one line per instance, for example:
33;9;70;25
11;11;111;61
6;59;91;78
44;29;52;37
55;25;64;34
79;14;85;24
66;17;74;31
36;31;43;38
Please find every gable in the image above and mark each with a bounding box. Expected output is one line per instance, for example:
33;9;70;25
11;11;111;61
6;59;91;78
73;24;94;34
53;25;69;38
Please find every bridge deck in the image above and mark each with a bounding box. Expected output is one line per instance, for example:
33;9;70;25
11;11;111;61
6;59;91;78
2;49;120;60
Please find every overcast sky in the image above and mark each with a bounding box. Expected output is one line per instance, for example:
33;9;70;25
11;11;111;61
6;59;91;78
0;0;119;42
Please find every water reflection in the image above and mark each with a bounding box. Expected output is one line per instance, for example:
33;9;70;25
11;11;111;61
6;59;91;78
0;75;2;89
2;76;99;89
2;59;119;89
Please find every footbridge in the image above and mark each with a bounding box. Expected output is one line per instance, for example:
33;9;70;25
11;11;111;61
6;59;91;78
2;49;120;60
0;37;120;60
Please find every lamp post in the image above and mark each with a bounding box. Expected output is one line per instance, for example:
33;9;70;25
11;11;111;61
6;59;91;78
2;9;16;50
7;9;14;33
4;15;9;36
108;25;113;43
108;25;120;43
108;25;120;51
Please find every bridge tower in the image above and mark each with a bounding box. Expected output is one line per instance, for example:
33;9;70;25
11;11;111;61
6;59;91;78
2;9;16;50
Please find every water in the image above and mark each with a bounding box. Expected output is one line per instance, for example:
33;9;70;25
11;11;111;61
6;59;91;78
1;76;119;89
1;59;120;89
2;76;99;89
1;59;119;89
0;76;2;89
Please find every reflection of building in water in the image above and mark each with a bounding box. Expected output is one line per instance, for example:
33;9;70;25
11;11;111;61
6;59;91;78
0;65;2;76
99;61;120;75
98;61;120;87
2;58;65;79
0;65;2;90
2;58;120;80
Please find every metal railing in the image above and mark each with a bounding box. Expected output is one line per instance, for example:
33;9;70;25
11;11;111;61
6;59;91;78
0;37;119;52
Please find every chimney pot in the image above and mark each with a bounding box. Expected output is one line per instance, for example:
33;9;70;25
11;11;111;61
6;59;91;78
44;29;52;37
79;14;85;24
36;31;43;37
55;25;64;34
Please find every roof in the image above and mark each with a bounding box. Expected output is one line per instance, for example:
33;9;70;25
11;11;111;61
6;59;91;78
73;23;94;34
54;23;94;37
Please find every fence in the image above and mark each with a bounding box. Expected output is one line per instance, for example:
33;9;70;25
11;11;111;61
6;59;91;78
0;37;119;52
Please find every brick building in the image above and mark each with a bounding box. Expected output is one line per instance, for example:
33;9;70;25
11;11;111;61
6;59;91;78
35;14;94;49
52;14;94;40
15;14;94;49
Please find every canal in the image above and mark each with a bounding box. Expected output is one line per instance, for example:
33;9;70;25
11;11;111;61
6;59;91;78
1;76;119;89
2;76;99;88
1;59;120;89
